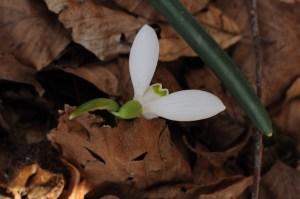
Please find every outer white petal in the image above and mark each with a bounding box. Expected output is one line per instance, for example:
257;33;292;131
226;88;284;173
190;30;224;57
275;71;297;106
143;90;225;121
129;24;159;99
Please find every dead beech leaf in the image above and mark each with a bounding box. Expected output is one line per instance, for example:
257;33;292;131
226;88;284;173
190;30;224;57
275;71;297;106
113;0;210;21
216;0;300;106
143;176;252;199
60;159;91;199
48;106;191;189
45;0;144;61
184;131;250;186
159;5;241;61
0;54;43;94
260;161;300;199
0;0;69;70
273;78;300;148
0;163;64;199
64;64;120;96
199;177;252;199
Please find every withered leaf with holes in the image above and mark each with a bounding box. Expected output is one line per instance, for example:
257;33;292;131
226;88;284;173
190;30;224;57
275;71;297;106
48;106;191;189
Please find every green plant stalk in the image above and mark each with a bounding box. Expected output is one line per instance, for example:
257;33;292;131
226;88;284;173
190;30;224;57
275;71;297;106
69;98;119;120
148;0;272;136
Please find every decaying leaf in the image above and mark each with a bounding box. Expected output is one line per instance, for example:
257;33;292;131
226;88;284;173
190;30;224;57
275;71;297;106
184;131;250;186
0;163;64;199
273;77;300;149
45;0;144;61
60;159;91;199
260;161;300;199
113;0;210;21
159;5;241;61
48;106;191;189
0;0;69;70
216;0;300;106
64;63;120;96
0;54;43;94
143;176;252;199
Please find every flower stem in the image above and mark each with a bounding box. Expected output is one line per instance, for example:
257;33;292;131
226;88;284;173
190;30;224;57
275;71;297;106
148;0;272;136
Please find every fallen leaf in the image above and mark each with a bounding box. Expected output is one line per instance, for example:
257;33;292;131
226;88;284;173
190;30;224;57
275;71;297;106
273;78;300;149
159;5;241;61
60;159;91;199
260;161;300;199
113;0;210;21
48;106;191;189
0;163;65;199
0;0;69;70
0;54;43;95
215;0;300;106
280;0;300;3
45;0;144;61
199;177;252;199
184;131;250;185
64;63;120;96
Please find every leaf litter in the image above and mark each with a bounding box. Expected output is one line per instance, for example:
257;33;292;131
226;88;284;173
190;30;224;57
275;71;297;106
0;0;299;198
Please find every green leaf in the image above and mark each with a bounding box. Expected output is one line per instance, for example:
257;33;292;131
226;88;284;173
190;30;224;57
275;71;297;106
69;98;119;120
148;0;272;136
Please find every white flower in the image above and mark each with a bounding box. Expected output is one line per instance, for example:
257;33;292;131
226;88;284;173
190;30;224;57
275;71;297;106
129;25;225;121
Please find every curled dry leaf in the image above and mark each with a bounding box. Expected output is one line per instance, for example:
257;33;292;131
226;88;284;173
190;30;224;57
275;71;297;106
260;161;300;199
45;0;144;61
0;163;64;199
60;159;91;199
113;0;210;21
159;5;241;61
143;176;252;199
273;77;300;149
0;0;69;70
62;58;180;100
0;54;43;94
184;131;250;186
216;0;300;106
48;106;191;189
64;63;120;96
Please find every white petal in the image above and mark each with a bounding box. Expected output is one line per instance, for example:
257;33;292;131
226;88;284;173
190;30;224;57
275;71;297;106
129;24;159;99
143;90;225;121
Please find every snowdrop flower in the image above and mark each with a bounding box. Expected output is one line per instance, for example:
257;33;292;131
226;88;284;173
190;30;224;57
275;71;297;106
118;25;225;121
69;25;225;121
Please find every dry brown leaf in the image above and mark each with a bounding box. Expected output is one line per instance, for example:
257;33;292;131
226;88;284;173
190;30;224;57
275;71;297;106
184;131;250;186
0;0;69;70
48;106;191;189
45;0;143;61
60;159;91;199
260;161;300;199
215;0;300;106
0;163;64;199
0;54;43;94
199;177;252;199
273;78;300;149
64;63;120;96
143;176;252;199
280;0;300;3
159;5;241;61
113;0;210;21
62;58;180;100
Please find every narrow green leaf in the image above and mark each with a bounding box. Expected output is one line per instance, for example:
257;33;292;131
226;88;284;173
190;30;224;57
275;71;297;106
148;0;272;136
69;98;119;120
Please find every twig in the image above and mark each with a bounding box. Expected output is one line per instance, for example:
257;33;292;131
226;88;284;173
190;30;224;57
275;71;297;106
247;0;263;198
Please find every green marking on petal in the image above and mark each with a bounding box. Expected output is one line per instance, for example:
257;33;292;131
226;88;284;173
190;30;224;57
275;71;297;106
113;100;142;119
151;83;169;97
69;98;119;120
